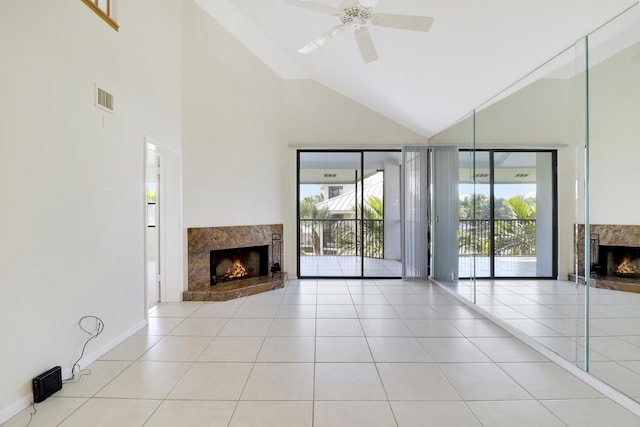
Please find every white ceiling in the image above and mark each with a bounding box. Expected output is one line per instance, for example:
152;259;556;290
195;0;637;138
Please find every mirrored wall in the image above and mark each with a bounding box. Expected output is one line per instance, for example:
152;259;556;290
431;2;640;403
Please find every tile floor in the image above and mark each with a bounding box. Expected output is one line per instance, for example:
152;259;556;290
4;279;640;427
445;279;640;402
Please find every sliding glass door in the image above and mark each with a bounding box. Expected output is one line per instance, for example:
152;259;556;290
297;150;402;278
458;150;557;278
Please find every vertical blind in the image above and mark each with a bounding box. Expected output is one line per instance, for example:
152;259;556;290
432;146;460;281
402;146;429;280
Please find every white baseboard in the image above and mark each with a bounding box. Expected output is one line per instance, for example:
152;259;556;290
0;395;34;426
61;319;148;380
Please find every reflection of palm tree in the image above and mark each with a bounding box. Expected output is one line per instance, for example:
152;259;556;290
496;196;536;255
459;194;489;256
299;195;329;255
459;194;536;256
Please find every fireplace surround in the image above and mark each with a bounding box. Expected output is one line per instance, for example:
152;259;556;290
184;224;284;301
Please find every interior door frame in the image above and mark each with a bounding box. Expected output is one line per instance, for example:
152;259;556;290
144;140;162;309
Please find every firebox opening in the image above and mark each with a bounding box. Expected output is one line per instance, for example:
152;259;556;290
599;245;640;278
210;245;269;286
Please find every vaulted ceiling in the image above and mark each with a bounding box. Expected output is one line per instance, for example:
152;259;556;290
195;0;637;138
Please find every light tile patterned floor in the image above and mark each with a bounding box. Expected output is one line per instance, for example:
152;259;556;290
4;279;640;426
446;279;640;403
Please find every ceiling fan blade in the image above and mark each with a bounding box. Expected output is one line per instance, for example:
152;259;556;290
298;25;346;54
286;0;342;16
358;0;379;8
354;27;378;63
371;13;433;32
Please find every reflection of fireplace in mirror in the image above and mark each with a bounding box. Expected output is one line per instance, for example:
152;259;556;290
210;245;269;286
573;225;640;293
599;245;640;278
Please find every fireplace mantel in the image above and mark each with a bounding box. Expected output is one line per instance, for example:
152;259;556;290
184;224;284;301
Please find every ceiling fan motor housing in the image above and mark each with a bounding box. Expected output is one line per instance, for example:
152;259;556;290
341;6;371;29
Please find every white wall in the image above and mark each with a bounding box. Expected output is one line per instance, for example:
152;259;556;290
284;80;427;146
0;0;183;421
181;3;427;278
589;40;640;225
182;0;287;229
159;148;185;303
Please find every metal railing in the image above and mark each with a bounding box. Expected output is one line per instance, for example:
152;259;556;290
299;218;384;259
459;219;536;256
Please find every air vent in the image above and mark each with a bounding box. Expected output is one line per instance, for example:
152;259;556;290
515;173;529;178
96;85;114;113
324;173;337;178
475;173;488;178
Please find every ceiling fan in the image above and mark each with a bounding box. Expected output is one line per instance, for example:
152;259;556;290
287;0;433;63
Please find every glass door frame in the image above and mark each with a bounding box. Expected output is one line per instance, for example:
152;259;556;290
297;149;402;279
460;148;559;279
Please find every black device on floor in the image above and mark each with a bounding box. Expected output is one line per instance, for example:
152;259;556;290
33;366;62;403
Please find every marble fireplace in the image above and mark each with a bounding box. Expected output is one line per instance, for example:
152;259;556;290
184;224;284;301
574;224;640;293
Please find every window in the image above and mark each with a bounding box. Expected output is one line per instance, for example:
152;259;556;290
328;186;344;199
81;0;118;31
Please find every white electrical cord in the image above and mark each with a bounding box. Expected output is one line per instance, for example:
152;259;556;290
63;315;105;384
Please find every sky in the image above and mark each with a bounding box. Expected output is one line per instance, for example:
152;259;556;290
299;184;322;200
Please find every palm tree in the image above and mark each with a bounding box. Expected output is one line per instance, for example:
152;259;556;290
336;196;384;258
459;194;491;255
299;194;330;255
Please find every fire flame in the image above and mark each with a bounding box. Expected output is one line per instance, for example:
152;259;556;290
222;261;249;280
615;256;639;275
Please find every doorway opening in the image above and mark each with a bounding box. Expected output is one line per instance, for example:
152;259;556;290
145;142;161;309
